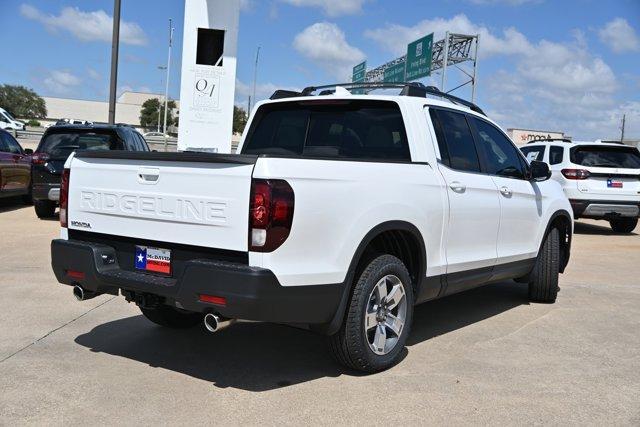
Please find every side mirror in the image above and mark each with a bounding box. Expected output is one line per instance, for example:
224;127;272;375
529;160;551;182
24;148;33;155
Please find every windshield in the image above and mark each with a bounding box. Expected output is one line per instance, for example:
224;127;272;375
3;110;15;121
39;131;119;158
570;145;640;169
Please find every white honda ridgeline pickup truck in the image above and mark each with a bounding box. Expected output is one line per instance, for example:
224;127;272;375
51;83;572;372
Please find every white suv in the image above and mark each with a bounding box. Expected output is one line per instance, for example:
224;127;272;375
521;140;640;233
51;83;573;372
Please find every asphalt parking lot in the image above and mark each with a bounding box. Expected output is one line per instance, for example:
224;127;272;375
1;198;639;425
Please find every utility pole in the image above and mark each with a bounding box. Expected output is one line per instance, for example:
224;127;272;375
620;114;626;143
249;46;260;114
157;66;166;133
163;19;174;150
471;33;479;103
441;31;449;92
107;0;121;124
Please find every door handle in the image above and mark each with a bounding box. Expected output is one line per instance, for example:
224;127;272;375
500;186;512;197
449;181;466;193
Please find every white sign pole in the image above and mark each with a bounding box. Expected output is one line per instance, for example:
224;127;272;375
178;0;240;153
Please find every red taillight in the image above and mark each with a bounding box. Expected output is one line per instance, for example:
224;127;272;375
66;270;85;280
31;152;50;165
249;179;294;252
561;168;590;180
199;294;227;306
60;168;70;227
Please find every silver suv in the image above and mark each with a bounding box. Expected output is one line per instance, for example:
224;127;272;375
521;139;640;233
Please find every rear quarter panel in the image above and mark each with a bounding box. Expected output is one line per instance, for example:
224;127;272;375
250;157;447;286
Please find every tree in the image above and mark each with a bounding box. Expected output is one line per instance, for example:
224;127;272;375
139;98;176;130
233;106;248;134
0;85;47;118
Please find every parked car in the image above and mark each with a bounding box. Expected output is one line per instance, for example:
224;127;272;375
0;108;26;131
143;131;170;138
45;119;93;128
31;124;149;218
0;128;32;202
50;83;573;372
521;139;640;233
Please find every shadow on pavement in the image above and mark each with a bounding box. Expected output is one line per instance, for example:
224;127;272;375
74;281;527;391
573;220;637;236
0;197;30;213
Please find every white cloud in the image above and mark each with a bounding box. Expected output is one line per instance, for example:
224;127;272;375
598;18;640;53
20;4;147;46
43;70;81;94
467;0;541;5
235;79;300;109
87;68;101;80
293;22;365;80
364;14;532;58
280;0;366;16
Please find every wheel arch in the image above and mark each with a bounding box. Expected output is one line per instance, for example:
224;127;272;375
313;220;426;336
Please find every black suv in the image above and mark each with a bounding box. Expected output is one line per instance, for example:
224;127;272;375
31;124;149;218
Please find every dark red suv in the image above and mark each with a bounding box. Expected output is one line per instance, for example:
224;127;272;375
0;129;32;203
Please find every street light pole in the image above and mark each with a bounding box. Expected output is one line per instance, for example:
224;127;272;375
157;66;166;133
107;0;121;124
163;19;174;149
249;46;260;114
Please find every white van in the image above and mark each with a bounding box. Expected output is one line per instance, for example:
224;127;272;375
0;108;26;130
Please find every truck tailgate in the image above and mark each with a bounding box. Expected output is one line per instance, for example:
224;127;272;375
67;151;257;251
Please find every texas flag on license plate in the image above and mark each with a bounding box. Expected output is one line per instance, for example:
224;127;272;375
135;245;171;274
607;179;623;188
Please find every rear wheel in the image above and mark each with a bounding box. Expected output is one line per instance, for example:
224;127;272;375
609;217;638;234
528;227;560;303
140;305;203;328
328;254;414;373
34;199;56;218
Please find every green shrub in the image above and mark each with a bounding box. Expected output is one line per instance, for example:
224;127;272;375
26;119;41;127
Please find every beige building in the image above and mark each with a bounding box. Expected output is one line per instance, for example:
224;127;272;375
507;128;566;146
41;91;179;130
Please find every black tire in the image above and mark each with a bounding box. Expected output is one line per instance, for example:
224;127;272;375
140;305;203;328
528;227;560;303
34;199;56;218
609;217;638;234
328;254;414;373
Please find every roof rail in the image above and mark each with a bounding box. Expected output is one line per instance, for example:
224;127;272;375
526;138;572;144
269;82;486;115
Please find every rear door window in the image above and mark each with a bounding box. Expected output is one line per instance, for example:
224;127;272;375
242;101;410;161
431;109;480;172
570;145;640;169
520;146;545;163
39;131;120;158
549;146;564;165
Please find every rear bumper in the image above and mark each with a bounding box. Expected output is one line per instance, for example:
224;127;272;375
33;183;60;202
51;238;344;325
569;199;640;219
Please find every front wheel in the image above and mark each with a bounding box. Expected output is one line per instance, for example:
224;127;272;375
528;227;560;303
609;217;638;234
140;305;203;328
328;254;414;373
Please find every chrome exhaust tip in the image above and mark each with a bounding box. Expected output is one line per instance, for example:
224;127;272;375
73;285;97;301
204;313;235;333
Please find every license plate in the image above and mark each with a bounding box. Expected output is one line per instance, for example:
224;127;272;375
135;245;171;275
607;179;623;188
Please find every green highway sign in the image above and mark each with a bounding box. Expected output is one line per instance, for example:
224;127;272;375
405;33;433;81
352;61;366;82
384;61;406;83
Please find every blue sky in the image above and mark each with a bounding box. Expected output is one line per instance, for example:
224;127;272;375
1;0;639;139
